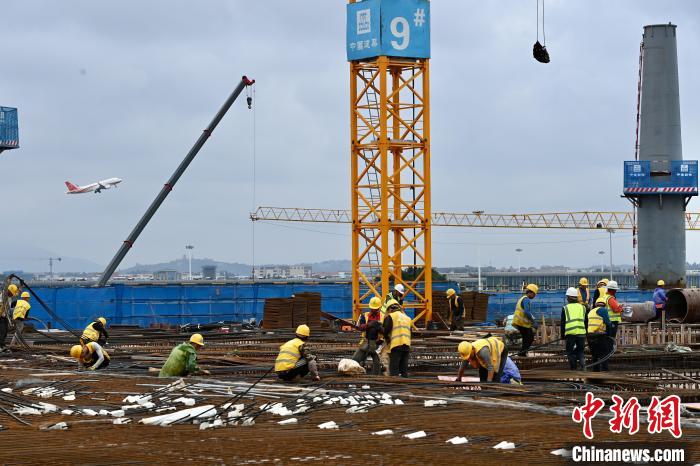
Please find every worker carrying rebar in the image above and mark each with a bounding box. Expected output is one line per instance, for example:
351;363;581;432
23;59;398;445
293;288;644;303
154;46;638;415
512;284;538;356
382;284;405;312
0;284;18;352
70;342;110;370
595;280;623;339
10;291;31;346
457;336;508;383
382;299;411;377
591;278;608;306
352;296;384;375
159;333;210;377
274;324;320;382
446;288;465;331
651;280;667;321
577;277;590;309
80;317;109;346
561;287;588;371
587;301;612;372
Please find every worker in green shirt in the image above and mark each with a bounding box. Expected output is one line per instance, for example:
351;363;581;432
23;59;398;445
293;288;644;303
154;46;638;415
159;333;210;377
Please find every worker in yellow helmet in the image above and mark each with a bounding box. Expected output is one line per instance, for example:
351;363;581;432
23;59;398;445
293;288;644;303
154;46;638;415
80;317;109;346
512;284;538;356
651;280;667;322
457;337;508;382
70;342;110;370
587;299;612;372
577;278;590;309
591;278;609;306
382;300;411;377
10;291;31;347
352;297;385;375
275;324;320;382
0;283;19;352
446;288;465;331
159;334;210;377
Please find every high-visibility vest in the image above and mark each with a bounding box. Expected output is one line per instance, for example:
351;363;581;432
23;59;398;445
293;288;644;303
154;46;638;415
448;295;463;318
12;299;30;320
359;311;385;344
81;322;100;342
381;296;401;313
587;308;607;334
563;303;587;336
595;287;607;304
83;342;110;366
512;296;532;328
598;294;621;323
472;337;505;370
388;311;411;350
274;338;304;372
577;287;589;305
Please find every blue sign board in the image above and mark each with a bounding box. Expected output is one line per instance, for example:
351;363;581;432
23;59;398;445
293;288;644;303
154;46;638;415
623;160;698;195
347;0;430;61
0;107;19;149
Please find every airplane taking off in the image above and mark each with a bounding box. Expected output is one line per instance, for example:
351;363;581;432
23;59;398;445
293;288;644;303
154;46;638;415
65;178;122;194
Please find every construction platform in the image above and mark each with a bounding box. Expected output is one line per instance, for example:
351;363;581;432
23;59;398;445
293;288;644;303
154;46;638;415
1;324;700;465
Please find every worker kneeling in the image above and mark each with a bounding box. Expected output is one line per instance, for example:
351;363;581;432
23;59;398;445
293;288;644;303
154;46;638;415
562;287;587;371
159;333;210;377
352;297;384;375
80;317;109;346
457;336;507;383
275;324;320;382
70;342;110;371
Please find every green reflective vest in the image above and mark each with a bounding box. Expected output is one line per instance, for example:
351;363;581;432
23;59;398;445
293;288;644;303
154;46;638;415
563;303;586;336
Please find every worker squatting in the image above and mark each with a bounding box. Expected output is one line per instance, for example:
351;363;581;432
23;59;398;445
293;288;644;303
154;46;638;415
0;277;670;381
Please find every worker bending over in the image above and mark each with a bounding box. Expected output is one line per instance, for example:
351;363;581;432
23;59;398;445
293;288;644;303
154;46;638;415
0;284;18;352
70;342;110;370
81;317;109;346
587;302;612;372
446;288;465;331
500;356;521;384
352;297;384;375
651;280;667;322
561;287;588;370
10;292;31;346
159;334;210;377
596;280;623;339
274;325;320;382
512;284;538;356
577;277;590;309
382;284;405;312
382;300;412;377
457;336;507;382
591;278;608;306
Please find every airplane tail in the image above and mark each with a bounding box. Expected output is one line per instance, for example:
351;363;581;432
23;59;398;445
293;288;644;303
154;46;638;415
65;181;79;192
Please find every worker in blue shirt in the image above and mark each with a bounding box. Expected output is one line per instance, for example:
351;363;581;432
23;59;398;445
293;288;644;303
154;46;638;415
651;280;667;321
587;303;612;372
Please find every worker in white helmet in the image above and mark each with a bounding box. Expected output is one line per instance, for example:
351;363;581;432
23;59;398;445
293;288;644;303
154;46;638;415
382;283;405;312
274;324;320;382
352;296;385;375
561;287;588;370
595;280;623;340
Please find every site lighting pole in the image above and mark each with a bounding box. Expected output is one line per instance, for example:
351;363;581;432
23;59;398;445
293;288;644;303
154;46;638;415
606;228;615;280
49;257;61;281
598;251;605;273
185;245;194;280
515;248;523;273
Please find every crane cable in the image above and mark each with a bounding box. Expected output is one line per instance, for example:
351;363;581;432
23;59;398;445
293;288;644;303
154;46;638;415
248;82;257;282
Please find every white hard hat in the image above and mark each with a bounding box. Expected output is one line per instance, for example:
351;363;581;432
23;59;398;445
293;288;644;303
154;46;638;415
606;280;619;290
565;287;579;298
394;284;405;294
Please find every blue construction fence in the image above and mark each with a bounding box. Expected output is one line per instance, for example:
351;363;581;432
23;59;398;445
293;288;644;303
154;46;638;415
25;283;655;330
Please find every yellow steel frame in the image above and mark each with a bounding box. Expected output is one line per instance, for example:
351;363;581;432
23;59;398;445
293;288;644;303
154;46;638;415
350;56;432;324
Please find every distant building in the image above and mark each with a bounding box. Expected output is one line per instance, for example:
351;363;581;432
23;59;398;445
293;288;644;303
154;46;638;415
202;265;217;280
154;270;180;281
253;265;312;279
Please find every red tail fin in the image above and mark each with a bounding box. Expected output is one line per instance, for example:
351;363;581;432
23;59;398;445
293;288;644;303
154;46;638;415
65;181;79;192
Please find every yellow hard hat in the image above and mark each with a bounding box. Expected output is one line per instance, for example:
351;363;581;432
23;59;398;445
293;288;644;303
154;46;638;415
369;296;382;310
98;317;107;326
458;341;473;359
446;288;456;297
385;298;401;310
20;291;30;299
579;277;589;286
70;345;83;359
597;278;609;287
7;284;18;297
295;324;310;337
189;333;204;346
525;284;538;295
657;280;665;286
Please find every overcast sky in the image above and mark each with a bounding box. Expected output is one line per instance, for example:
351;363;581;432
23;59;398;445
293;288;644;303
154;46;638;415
3;0;700;273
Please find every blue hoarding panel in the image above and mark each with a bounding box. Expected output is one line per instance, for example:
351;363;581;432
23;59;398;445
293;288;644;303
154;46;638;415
0;107;19;149
347;0;430;61
623;160;698;195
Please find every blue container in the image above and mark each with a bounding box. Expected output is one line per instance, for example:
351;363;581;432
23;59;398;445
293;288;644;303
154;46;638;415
623;160;698;195
0;107;19;149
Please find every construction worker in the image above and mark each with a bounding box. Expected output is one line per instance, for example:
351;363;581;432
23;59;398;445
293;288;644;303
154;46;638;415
274;324;320;382
651;280;667;321
80;317;109;346
512;284;538;356
382;284;405;312
577;277;590;309
352;296;384;375
457;336;507;383
70;342;110;370
561;287;588;371
591;278;609;306
587;300;612;372
500;356;522;384
0;284;18;352
382;300;411;377
159;334;210;377
596;280;623;339
10;291;31;346
446;288;465;330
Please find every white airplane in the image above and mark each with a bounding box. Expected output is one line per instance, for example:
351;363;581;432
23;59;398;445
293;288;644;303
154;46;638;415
65;178;122;194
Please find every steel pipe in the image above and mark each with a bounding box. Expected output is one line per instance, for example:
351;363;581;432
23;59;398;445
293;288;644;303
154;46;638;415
666;288;700;322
